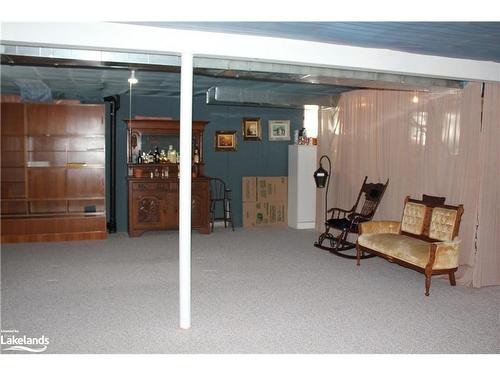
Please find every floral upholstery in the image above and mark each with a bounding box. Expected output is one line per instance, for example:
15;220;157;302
401;202;427;235
429;207;458;241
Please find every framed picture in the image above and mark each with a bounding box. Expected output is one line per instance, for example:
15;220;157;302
242;118;262;141
268;120;291;141
214;131;237;151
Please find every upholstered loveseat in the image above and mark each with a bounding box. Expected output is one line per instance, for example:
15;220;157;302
356;196;464;296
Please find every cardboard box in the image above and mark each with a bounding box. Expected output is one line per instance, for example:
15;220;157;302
242;176;288;228
242;177;257;203
242;202;257;228
255;201;269;225
256;177;287;202
263;201;287;226
243;202;287;228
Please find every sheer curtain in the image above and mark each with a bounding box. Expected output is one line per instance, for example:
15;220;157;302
317;82;498;287
474;83;500;286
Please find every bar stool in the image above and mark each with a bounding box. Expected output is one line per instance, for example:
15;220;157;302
209;177;235;232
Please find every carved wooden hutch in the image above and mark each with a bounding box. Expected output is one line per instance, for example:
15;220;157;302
126;118;210;236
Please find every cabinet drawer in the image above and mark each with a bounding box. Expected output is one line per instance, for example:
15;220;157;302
132;182;172;192
132;182;157;192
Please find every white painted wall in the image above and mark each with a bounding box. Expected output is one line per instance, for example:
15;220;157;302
2;22;499;82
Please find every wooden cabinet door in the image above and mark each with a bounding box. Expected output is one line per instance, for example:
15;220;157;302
131;193;167;230
27;104;104;136
166;192;179;229
1;103;25;135
27;104;66;135
192;180;209;230
66;168;105;198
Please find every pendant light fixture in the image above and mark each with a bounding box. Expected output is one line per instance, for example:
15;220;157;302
128;70;138;85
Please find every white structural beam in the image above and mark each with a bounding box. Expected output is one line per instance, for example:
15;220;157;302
179;52;193;329
1;22;499;82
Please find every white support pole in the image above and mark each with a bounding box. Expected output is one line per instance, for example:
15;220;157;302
179;52;193;329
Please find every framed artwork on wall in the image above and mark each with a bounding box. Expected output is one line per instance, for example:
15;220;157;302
214;131;237;151
242;118;262;141
268;120;291;141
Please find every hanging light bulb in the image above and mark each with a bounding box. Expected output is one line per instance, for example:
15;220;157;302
412;94;419;103
128;70;138;85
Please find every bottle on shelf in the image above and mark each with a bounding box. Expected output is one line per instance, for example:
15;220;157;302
154;146;160;163
137;150;143;164
167;145;177;163
160;149;167;163
193;146;200;164
147;150;154;164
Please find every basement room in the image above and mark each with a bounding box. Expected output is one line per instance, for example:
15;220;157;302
1;18;499;369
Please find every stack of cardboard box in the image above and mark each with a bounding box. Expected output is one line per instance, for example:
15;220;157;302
242;176;288;228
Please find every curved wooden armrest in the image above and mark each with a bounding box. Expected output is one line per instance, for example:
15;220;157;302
349;213;371;223
329;207;352;214
327;207;353;219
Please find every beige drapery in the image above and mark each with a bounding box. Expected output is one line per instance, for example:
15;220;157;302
316;82;499;287
474;83;500;286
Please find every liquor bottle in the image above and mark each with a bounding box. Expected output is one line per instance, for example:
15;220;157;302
137;150;143;164
154;146;160;163
193;146;200;164
148;150;154;164
160;149;167;163
167;145;177;163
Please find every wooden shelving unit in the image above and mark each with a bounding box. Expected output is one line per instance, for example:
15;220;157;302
1;102;107;243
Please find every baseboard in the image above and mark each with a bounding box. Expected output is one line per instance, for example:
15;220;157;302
289;222;316;230
1;231;107;243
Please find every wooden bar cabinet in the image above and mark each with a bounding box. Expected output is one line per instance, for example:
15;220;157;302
125;118;210;236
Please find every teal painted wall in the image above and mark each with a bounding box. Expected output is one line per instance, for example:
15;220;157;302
109;94;303;232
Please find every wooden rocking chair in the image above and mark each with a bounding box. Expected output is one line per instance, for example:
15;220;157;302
314;176;389;259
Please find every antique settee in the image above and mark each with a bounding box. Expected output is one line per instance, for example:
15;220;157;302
356;196;464;296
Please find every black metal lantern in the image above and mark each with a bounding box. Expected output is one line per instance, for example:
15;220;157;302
314;155;332;222
314;164;329;188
